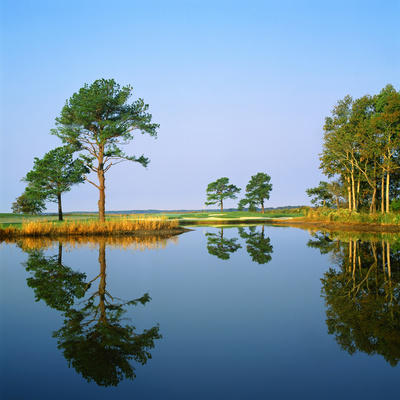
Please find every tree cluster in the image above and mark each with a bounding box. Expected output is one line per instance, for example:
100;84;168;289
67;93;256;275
315;84;400;213
205;173;272;213
12;79;159;220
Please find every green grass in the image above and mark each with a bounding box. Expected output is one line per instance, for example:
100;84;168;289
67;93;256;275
162;210;303;220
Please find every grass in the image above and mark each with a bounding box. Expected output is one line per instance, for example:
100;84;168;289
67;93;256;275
0;214;180;238
162;210;304;220
304;208;400;225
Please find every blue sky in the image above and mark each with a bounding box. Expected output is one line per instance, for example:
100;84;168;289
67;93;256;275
1;0;399;212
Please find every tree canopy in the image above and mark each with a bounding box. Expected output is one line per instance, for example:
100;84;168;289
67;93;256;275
11;187;46;215
306;181;333;207
51;79;159;221
24;146;88;220
238;172;272;213
205;177;241;212
319;84;400;213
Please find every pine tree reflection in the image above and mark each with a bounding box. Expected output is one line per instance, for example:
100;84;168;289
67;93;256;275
309;233;400;366
205;228;241;260
20;237;166;386
238;225;273;265
22;243;86;311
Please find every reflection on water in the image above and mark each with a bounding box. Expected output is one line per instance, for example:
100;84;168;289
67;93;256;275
308;232;400;366
18;236;175;386
2;226;400;398
238;225;273;265
206;225;273;264
205;228;242;260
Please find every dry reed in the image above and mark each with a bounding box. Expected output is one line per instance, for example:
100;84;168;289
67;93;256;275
0;215;180;238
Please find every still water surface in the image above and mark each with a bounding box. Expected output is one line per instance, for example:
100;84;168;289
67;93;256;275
1;226;399;399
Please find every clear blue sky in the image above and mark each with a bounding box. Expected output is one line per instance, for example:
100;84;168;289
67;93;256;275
1;0;399;212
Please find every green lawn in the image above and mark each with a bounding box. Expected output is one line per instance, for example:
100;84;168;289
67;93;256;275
162;211;303;220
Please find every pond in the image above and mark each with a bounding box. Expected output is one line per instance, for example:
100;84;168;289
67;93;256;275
1;225;399;399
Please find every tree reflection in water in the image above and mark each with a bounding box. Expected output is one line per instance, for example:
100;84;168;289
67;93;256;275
23;242;86;311
308;232;400;366
205;226;273;265
238;225;273;265
206;228;241;260
19;236;173;386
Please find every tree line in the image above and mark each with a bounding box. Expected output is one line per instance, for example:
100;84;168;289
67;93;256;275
307;84;400;213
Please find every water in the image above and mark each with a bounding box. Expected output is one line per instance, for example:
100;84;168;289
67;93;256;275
1;226;399;399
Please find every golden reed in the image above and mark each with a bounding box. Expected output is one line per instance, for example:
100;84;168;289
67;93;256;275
0;215;179;238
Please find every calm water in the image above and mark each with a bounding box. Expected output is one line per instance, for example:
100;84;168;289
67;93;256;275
1;226;399;399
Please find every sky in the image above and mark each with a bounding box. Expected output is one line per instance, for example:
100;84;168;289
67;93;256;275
1;0;399;213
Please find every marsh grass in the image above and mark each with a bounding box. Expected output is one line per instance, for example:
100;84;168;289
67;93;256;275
0;215;179;238
305;208;400;225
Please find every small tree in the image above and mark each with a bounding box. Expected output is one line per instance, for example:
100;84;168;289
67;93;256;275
24;146;88;220
306;181;333;207
205;177;241;212
238;173;272;213
51;79;159;222
12;188;46;215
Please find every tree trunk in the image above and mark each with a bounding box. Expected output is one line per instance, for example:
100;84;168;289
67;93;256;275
347;177;352;212
261;201;264;214
220;200;223;212
58;193;63;221
370;187;377;213
381;174;385;214
98;166;106;222
386;171;390;213
351;164;356;212
98;242;107;324
58;242;62;265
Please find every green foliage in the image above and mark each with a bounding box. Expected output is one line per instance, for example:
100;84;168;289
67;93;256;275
306;207;400;225
53;296;161;386
239;172;272;213
316;237;400;366
205;177;241;212
24;146;88;220
25;146;87;200
320;84;400;213
306;181;333;207
11;188;46;215
390;199;400;211
51;78;159;221
238;226;273;264
206;228;241;260
23;246;87;311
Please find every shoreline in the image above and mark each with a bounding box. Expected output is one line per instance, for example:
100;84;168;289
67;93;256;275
1;218;399;239
178;217;400;233
0;227;191;240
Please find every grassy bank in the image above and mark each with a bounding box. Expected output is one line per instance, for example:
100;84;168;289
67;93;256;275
304;208;400;225
268;208;400;233
0;214;181;238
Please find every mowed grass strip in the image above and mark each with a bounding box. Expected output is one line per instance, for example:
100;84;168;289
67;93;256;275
163;211;303;220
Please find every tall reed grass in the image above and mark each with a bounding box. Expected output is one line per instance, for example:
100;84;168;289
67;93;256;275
0;215;180;238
